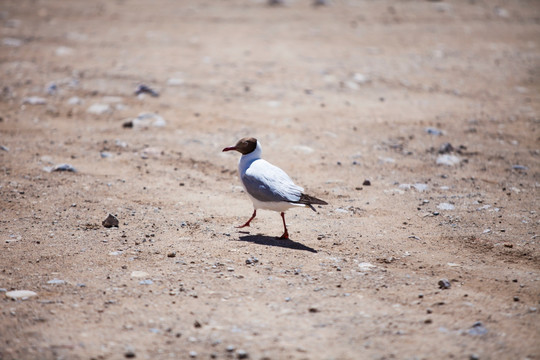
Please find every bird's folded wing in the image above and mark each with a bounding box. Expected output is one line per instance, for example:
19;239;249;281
242;160;303;203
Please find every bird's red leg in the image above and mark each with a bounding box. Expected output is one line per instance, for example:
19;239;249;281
236;209;256;228
279;212;289;239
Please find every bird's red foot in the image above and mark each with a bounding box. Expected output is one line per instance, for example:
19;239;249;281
279;230;289;239
236;210;256;229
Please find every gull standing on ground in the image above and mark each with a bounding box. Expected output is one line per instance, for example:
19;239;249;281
222;137;328;239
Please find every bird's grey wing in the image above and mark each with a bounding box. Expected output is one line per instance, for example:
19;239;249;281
241;161;302;203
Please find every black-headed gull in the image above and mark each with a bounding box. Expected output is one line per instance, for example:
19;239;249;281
223;137;328;239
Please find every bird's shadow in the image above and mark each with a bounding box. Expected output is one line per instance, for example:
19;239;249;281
236;234;318;253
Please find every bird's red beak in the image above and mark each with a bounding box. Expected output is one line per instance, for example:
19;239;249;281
222;146;236;152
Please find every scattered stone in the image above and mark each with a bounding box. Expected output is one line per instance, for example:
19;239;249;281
67;96;83;105
438;279;451;289
513;296;519;302
47;279;65;285
425;127;443;136
3;37;23;47
124;350;136;358
438;142;454;154
358;262;376;271
100;151;113;158
139;279;153;285
436;154;460;166
22;96;47;105
236;349;249;359
135;84;159;97
6;290;38;300
469;354;480;360
1;145;9;152
45;163;77;173
167;252;177;258
424;318;433;324
87;103;111;115
467;321;488;336
437;203;455;211
352;73;369;84
130;271;149;278
55;46;74;56
102;214;119;228
189;351;197;358
226;345;236;353
245;257;259;265
308;306;319;313
45;82;58;95
167;78;184;86
193;320;202;328
362;179;371;186
512;165;528;171
128;113;166;128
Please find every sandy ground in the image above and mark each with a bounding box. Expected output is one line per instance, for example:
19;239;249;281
1;0;539;359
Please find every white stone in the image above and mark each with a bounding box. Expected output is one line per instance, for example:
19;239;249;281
358;262;376;271
6;290;37;300
436;154;460;166
131;271;149;278
437;203;455;210
22;96;47;105
87;103;111;115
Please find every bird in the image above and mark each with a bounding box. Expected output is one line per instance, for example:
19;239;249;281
222;137;328;239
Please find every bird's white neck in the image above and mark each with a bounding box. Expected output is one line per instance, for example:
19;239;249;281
238;141;262;172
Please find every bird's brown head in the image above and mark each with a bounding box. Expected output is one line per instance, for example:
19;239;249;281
222;137;258;155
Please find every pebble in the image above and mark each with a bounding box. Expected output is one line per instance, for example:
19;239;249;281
425;127;443;136
469;354;480;360
308;306;320;313
189;351;197;358
512;165;528;171
124;350;136;358
130;113;166;128
87;103;111;115
438;279;451;289
45;163;77;173
438;142;454;154
236;349;249;359
358;262;376;271
45;82;58;95
226;345;236;352
139;279;153;285
353;73;369;84
362;179;371;186
467;321;488;336
47;279;65;285
6;290;38;300
245;257;259;265
1;145;9;152
436;154;460;166
167;78;184;86
67;96;83;105
167;252;176;258
437;203;455;211
130;271;149;278
55;46;74;56
22;96;47;105
3;37;23;47
134;84;159;97
513;296;519;302
102;214;119;228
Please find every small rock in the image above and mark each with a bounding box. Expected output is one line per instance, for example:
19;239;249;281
3;37;23;47
49;163;77;172
362;179;371;186
87;103;111;115
134;84;159;97
139;279;153;285
193;320;202;328
358;262;375;271
236;349;249;359
513;296;519;302
512;165;528;171
124;350;136;358
468;321;488;336
47;279;65;285
425;127;443;136
469;354;480;360
102;214;119;228
6;290;38;300
1;145;9;152
226;345;236;353
55;46;74;56
167;252;176;258
438;279;451;289
130;271;149;278
22;96;47;105
130;113;166;128
67;96;83;105
438;142;454;154
189;351;197;358
308;306;319;313
436;154;460;166
437;203;455;211
45;82;58;95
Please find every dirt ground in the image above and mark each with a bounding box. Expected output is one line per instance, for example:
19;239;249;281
1;0;539;359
